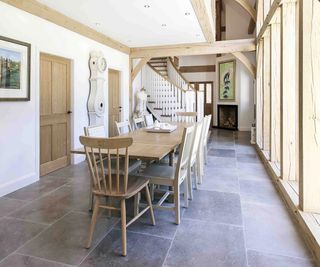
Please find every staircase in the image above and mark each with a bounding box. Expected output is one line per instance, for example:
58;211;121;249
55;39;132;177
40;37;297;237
143;57;196;122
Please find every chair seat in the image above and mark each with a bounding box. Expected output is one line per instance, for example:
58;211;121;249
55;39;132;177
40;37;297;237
103;159;141;175
93;175;149;199
137;164;187;186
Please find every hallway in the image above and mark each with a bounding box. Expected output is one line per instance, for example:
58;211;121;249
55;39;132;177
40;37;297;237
0;130;314;267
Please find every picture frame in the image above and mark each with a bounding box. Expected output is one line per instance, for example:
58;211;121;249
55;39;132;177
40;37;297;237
0;35;31;101
218;60;236;101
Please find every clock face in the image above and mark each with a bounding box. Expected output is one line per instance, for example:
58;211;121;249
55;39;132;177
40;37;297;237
98;57;107;72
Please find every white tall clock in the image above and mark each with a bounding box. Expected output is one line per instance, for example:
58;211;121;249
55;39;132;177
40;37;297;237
87;51;107;126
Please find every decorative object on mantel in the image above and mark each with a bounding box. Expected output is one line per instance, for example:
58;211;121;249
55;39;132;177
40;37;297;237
133;87;148;118
218;60;236;101
87;51;107;125
0;36;30;101
145;121;177;133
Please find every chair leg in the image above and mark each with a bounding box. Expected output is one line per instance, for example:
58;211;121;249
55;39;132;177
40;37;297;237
187;165;193;200
174;184;180;225
86;197;99;248
204;143;208;165
145;185;155;226
183;179;188;208
120;199;127;256
150;184;155;202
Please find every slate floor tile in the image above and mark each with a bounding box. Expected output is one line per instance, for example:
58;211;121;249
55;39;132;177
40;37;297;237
0;217;46;260
208;148;236;158
164;219;246;267
199;171;239;194
18;212;118;266
237;162;269;181
240;179;283;206
247;250;315;267
0;197;28;218
80;229;171;267
243;202;312;259
184;190;242;225
0;253;71;267
206;156;237;169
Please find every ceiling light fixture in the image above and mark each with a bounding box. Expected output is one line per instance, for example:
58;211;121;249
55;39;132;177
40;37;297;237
162;24;167;27
185;12;191;16
144;4;150;8
95;22;101;27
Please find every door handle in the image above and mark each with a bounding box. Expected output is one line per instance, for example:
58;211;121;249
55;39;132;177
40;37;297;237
67;110;72;114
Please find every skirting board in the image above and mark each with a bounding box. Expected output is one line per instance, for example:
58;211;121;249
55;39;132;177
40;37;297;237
238;126;251;131
0;172;38;197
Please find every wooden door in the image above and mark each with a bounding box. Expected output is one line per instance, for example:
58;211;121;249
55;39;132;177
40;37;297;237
108;69;121;137
40;53;71;176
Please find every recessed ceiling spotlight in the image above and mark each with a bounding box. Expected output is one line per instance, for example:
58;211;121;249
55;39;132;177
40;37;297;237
144;4;150;8
95;22;101;27
161;24;167;27
185;12;191;16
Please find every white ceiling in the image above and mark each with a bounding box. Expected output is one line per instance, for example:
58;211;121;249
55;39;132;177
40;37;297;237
36;0;206;47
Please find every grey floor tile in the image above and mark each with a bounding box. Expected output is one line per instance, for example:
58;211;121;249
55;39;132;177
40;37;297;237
235;144;257;155
0;253;71;267
211;141;235;149
243;202;312;259
0;197;28;218
0;217;46;260
5;176;68;201
10;185;90;224
184;190;242;225
247;250;315;267
80;229;171;267
240;179;283;206
206;156;237;169
237;162;269;181
199;171;239;194
18;212;118;266
237;153;261;164
208;148;236;158
164;219;246;267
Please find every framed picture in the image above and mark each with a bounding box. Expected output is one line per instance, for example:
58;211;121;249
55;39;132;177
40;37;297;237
218;60;236;101
0;36;31;101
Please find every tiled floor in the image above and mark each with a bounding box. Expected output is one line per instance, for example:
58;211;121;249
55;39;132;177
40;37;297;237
0;130;315;267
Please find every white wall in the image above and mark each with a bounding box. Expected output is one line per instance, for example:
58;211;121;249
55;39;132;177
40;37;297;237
214;54;255;131
0;2;129;196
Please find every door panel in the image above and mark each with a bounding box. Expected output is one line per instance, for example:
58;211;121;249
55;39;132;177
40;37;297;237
108;69;121;137
40;53;71;176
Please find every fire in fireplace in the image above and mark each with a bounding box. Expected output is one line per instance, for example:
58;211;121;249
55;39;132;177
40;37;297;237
217;105;238;130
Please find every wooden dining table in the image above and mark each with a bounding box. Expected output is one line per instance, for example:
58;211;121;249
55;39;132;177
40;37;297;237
70;122;191;165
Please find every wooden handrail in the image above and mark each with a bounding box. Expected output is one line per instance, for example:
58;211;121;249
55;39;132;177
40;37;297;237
147;63;187;92
168;57;195;91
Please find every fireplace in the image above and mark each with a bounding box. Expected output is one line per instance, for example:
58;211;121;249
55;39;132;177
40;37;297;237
217;105;238;130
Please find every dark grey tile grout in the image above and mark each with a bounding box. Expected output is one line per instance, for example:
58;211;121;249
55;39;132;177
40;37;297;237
182;217;243;228
15;252;76;267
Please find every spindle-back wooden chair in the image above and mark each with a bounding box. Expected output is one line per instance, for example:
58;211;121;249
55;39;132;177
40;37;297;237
115;120;133;135
80;136;155;256
133;117;146;129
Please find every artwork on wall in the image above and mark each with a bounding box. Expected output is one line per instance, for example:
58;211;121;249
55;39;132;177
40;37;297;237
218;60;236;101
0;36;31;101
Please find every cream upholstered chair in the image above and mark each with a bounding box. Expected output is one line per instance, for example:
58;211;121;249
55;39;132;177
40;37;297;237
187;119;204;200
176;111;197;123
137;125;195;224
115;120;133;135
145;114;154;127
133;117;146;129
80;136;155;256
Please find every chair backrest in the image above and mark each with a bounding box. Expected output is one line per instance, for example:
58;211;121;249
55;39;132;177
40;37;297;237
175;125;195;180
202;114;212;146
176;111;197;123
80;136;133;195
190;120;204;164
84;125;106;137
115;120;133;136
145;114;154;127
133;117;146;129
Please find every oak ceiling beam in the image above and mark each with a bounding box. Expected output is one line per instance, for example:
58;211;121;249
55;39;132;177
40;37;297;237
191;0;215;43
232;52;256;78
131;58;151;81
233;0;257;22
0;0;130;54
130;38;256;58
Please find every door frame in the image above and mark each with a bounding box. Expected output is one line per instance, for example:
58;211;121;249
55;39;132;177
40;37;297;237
39;52;72;176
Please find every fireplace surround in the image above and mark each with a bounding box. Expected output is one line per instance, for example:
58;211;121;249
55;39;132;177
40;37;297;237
217;104;238;130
